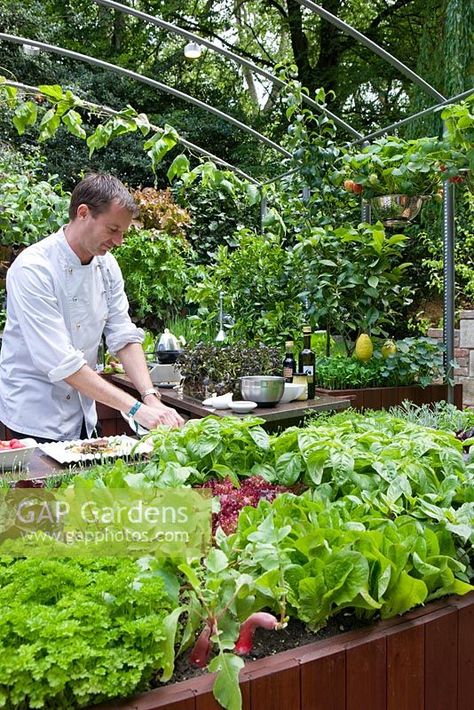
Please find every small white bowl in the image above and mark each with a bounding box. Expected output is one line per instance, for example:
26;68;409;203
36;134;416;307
230;401;258;413
279;383;306;404
202;393;233;409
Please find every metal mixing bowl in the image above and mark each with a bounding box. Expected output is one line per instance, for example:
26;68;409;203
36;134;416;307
370;194;428;227
239;376;285;407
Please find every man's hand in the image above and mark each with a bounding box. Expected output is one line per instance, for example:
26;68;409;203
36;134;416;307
136;400;185;429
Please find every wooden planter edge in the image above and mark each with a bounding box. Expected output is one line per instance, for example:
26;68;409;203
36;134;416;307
314;382;463;410
90;591;474;710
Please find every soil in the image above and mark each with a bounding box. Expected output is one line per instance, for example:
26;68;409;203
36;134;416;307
156;610;373;687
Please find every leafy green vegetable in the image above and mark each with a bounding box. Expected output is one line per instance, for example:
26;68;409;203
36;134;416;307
0;557;179;709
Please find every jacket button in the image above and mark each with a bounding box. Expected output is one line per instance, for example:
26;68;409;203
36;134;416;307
66;394;71;400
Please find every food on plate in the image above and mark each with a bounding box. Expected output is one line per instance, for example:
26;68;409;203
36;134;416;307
0;439;26;450
66;437;118;455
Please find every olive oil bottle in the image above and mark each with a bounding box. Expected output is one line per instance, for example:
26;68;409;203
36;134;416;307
282;341;297;382
298;326;315;399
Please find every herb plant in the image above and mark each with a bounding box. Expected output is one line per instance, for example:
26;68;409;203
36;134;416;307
314;337;444;389
177;342;282;398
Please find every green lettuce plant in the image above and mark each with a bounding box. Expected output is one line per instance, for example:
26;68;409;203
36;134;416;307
0;556;179;709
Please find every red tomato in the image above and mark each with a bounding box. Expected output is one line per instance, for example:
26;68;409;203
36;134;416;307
8;439;25;449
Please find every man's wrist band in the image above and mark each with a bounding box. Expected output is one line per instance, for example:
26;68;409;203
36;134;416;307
140;387;161;401
128;400;142;417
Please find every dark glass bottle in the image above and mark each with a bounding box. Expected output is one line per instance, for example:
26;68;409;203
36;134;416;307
298;326;315;399
282;340;297;382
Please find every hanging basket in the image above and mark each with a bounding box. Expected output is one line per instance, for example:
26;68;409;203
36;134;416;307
370;194;429;228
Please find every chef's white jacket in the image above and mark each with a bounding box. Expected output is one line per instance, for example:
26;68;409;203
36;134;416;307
0;228;144;440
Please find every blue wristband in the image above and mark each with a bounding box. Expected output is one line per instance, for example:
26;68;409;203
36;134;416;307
128;400;142;418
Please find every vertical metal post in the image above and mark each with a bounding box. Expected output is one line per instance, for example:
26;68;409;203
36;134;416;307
260;194;268;230
361;200;371;223
443;179;455;404
360;141;371;223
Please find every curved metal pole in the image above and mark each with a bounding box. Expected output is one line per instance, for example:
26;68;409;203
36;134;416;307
0;33;291;158
296;0;446;103
354;88;474;144
2;80;261;185
92;0;362;140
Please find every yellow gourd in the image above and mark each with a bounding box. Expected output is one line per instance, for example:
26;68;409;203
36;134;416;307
381;339;397;358
354;333;373;362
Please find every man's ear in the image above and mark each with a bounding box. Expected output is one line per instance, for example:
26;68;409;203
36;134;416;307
76;204;90;220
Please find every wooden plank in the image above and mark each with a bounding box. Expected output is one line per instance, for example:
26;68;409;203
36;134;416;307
346;637;386;710
195;684;251;710
379;386;402;410
300;648;345;710
248;659;301;710
192;673;251;710
424;607;458;710
362;388;382;411
450;596;474;710
90;686;195;710
386;624;424;710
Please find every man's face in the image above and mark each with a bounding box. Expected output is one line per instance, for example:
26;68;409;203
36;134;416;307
76;201;134;258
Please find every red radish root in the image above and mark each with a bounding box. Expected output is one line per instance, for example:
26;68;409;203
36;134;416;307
234;612;281;655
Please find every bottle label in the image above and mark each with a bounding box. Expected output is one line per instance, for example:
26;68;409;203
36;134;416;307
283;367;294;380
302;365;314;382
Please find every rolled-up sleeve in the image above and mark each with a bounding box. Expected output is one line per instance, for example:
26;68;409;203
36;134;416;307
102;256;144;354
6;261;87;382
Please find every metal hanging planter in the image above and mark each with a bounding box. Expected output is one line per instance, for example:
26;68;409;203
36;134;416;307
369;194;430;228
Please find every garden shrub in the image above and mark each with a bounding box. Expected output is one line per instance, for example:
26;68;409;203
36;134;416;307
293;222;412;352
0;146;69;246
173;179;260;264
186;228;305;345
114;225;192;331
131;187;191;236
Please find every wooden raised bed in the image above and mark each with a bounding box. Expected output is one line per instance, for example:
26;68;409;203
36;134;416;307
90;592;474;710
315;383;463;411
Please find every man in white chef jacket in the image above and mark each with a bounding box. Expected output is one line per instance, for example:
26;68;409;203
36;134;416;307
0;173;184;442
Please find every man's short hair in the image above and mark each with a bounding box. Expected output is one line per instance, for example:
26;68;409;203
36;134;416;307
69;173;138;220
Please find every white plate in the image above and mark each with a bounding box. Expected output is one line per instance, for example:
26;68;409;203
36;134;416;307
38;435;152;464
0;438;37;470
230;401;258;413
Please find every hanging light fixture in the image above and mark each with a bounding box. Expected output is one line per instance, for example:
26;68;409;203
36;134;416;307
184;42;202;59
22;43;41;56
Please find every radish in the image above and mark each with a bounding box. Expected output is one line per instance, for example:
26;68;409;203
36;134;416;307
189;621;216;668
234;612;281;655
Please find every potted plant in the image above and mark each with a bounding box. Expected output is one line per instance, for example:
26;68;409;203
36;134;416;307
342;136;443;226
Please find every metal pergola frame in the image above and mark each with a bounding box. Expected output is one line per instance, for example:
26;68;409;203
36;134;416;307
1;3;473;402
